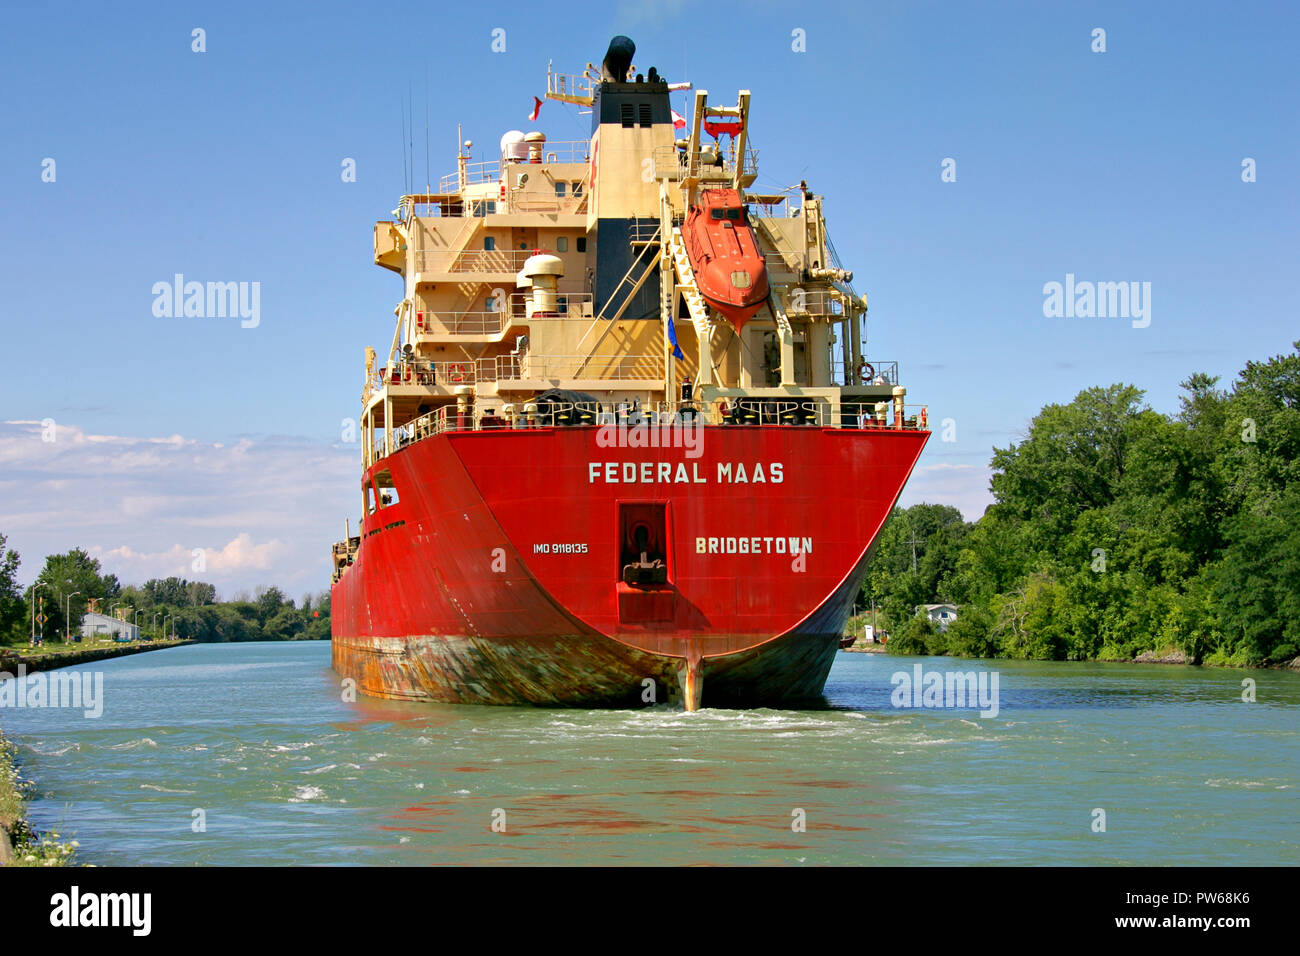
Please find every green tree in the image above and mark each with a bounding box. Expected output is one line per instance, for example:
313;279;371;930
186;581;217;606
34;548;119;642
990;384;1154;537
0;533;23;644
264;606;303;642
255;586;290;622
144;577;191;607
1211;484;1300;664
886;615;936;656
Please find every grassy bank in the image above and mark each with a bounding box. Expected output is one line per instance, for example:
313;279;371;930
0;637;193;675
0;727;77;866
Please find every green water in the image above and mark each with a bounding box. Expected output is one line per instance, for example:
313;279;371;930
2;642;1296;865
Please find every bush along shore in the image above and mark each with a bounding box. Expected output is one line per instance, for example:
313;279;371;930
0;727;78;866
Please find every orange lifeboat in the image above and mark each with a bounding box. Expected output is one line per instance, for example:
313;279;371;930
682;188;769;331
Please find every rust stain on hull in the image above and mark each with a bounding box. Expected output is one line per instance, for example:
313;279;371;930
332;629;840;709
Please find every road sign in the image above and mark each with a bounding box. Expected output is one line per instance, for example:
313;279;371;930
35;613;47;625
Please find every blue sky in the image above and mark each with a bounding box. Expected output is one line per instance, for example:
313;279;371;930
2;0;1297;594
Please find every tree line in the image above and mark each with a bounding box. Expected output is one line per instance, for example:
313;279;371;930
863;341;1299;667
4;342;1296;663
0;545;330;646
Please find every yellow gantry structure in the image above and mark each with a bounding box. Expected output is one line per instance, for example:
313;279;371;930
357;52;903;468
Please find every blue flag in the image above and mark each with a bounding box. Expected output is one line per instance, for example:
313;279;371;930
666;317;685;360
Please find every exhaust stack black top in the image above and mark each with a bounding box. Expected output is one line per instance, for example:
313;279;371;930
600;35;635;82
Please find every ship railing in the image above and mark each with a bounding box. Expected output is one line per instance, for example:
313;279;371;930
784;289;849;317
747;195;791;216
547;69;597;102
652;144;760;182
376;360;478;387
376;396;930;461
415;248;538;275
487;353;666;382
517;140;591;164
510;291;593;316
414;293;594;336
496;399;928;431
477;354;520;382
830;359;899;387
628;219;664;243
415;310;507;335
438;160;501;194
709;398;927;430
437;141;592;193
510;196;574;213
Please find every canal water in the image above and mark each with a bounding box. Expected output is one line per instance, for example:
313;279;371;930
2;642;1296;865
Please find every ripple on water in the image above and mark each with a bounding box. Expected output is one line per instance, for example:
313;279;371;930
4;642;1297;866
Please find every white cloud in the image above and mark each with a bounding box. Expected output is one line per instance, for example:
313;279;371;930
899;462;995;521
0;420;355;598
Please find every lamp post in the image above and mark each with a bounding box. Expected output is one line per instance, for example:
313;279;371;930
30;582;48;646
108;601;123;643
64;591;81;643
163;614;173;642
151;612;160;639
132;607;140;642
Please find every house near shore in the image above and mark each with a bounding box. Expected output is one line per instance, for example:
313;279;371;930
80;612;140;641
917;603;960;632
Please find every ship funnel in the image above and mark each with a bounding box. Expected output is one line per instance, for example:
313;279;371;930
600;36;635;82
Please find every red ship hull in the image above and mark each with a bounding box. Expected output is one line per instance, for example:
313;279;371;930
331;424;927;707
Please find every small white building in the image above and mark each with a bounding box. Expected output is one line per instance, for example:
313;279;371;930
918;603;960;632
80;612;140;641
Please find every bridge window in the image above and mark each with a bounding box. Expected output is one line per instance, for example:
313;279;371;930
554;181;567;197
576;237;587;252
572;181;583;196
555;236;568;252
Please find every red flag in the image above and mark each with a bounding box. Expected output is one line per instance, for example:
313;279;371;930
528;96;543;122
671;108;687;130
